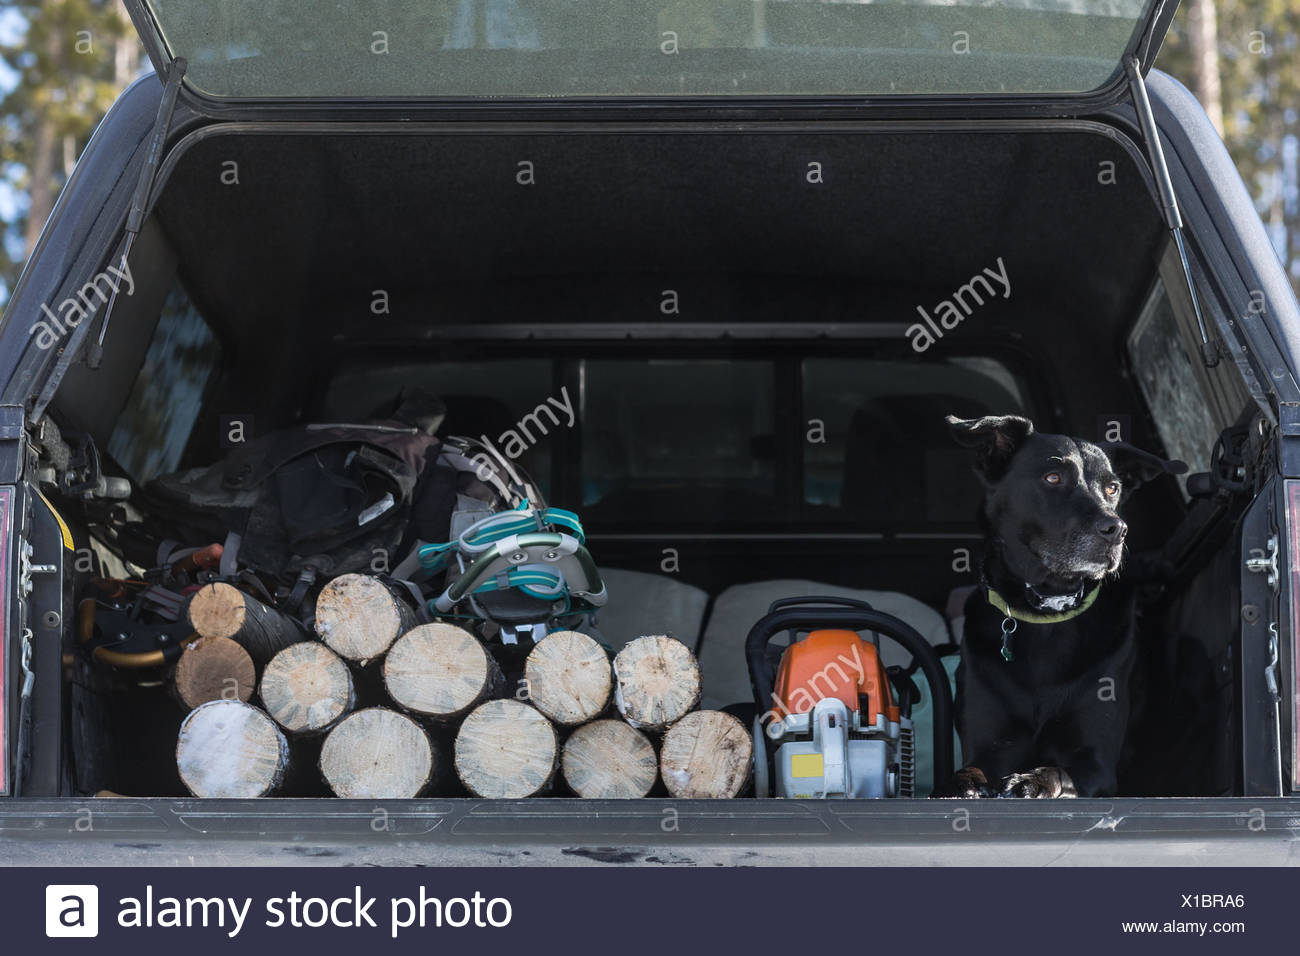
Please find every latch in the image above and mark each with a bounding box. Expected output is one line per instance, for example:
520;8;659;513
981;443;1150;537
1245;533;1279;591
1265;622;1281;703
19;538;57;598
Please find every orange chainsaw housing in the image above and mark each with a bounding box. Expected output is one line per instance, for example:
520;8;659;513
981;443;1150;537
773;629;900;723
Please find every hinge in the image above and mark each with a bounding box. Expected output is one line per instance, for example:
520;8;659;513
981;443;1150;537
1124;56;1219;369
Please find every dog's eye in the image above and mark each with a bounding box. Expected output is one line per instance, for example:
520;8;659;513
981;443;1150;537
1104;481;1121;496
1043;471;1062;485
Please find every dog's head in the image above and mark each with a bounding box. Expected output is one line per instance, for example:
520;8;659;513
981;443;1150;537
946;414;1187;586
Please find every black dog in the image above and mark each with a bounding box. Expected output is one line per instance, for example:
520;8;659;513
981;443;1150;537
934;415;1186;798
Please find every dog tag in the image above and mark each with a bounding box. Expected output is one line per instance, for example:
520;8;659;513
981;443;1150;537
1000;618;1016;662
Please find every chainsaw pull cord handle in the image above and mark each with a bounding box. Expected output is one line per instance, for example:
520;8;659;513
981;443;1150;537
744;603;954;785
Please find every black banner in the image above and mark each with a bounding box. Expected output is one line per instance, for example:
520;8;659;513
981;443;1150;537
6;866;1291;953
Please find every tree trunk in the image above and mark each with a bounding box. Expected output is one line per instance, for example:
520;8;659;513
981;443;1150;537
611;635;701;731
659;710;752;798
454;699;557;798
176;699;289;797
562;720;658;798
172;634;256;711
318;707;436;798
1187;0;1223;135
524;630;612;726
383;622;505;719
259;640;355;734
315;574;419;664
22;26;61;255
187;582;307;665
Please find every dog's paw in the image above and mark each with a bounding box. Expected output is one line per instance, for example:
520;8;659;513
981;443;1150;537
930;766;997;799
999;766;1078;798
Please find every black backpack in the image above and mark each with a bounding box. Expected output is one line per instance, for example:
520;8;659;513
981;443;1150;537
138;421;536;596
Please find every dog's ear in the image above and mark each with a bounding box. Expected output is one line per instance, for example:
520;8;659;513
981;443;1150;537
1101;441;1188;493
945;414;1034;481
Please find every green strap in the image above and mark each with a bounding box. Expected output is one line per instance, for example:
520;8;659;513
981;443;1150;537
417;501;586;573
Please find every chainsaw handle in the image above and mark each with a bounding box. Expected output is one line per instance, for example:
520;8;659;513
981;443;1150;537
745;605;954;785
763;594;875;617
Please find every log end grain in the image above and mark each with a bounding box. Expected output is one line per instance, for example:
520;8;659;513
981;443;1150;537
659;710;752;799
314;573;407;663
612;635;701;731
176;699;289;798
173;635;256;711
561;720;658;798
383;622;494;719
260;640;355;733
524;630;612;726
455;699;557;799
318;707;434;798
187;582;247;640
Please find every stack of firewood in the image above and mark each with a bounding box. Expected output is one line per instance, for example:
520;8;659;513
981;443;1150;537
172;574;752;799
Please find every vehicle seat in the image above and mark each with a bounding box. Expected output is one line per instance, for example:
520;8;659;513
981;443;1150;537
590;568;710;654
696;579;950;710
946;584;978;644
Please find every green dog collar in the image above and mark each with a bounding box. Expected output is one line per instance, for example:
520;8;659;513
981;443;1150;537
985;583;1102;662
985;583;1102;626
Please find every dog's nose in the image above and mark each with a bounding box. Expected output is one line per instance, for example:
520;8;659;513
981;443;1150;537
1096;516;1127;540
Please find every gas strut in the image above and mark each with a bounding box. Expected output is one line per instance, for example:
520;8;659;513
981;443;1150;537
87;56;188;370
31;57;188;423
1125;55;1219;368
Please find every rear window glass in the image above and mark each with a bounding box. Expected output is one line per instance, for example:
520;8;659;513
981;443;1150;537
803;356;1029;524
325;352;1033;530
146;0;1155;99
107;286;220;483
1126;279;1218;479
580;359;775;522
322;358;556;498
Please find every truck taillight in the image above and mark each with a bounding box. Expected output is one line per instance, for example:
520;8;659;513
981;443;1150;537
0;487;12;795
1287;481;1300;790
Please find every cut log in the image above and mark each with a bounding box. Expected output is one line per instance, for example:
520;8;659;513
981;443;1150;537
454;699;557;798
260;641;355;734
524;630;612;726
561;719;658;798
176;699;289;798
318;707;435;798
612;635;701;731
172;635;256;711
383;622;504;720
659;710;752;798
187;582;307;665
314;573;419;663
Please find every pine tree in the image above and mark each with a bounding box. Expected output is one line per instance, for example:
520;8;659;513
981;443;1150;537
0;1;140;302
1160;0;1300;293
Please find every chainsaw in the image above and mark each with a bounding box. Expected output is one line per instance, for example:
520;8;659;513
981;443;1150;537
745;596;954;798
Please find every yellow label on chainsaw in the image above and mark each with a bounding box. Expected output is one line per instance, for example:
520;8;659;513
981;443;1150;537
790;754;824;778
